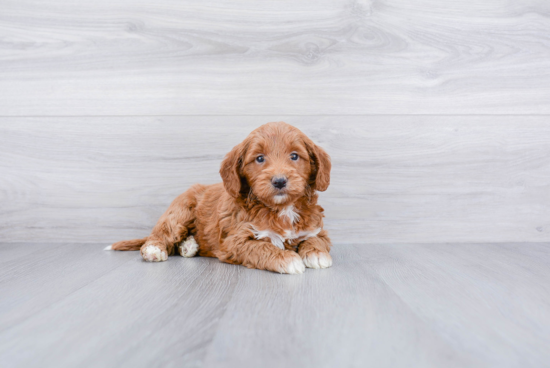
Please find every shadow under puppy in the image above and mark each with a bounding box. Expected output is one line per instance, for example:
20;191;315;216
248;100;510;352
107;122;332;274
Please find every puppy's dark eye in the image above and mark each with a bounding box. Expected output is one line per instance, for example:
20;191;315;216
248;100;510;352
290;153;299;161
256;155;265;163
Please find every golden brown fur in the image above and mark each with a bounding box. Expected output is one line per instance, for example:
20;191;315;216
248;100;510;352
111;122;332;274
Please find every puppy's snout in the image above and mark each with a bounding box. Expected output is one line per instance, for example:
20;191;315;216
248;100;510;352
272;176;287;189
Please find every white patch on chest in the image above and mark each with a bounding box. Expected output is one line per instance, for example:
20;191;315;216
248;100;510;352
285;227;322;241
278;205;300;224
251;226;321;250
251;228;286;249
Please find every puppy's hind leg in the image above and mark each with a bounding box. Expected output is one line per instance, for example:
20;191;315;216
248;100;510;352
141;185;203;262
177;236;199;258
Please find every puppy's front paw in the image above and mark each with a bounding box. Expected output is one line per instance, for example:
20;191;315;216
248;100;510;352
278;252;306;274
179;236;199;258
141;245;168;262
302;251;332;269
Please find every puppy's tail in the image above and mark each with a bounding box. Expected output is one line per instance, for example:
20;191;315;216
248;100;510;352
105;237;148;251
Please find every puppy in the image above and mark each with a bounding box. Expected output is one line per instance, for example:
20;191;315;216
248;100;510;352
107;122;332;274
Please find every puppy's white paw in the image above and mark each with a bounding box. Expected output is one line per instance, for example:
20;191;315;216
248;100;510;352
141;245;168;262
279;254;306;274
302;251;332;269
179;236;199;258
104;245;112;251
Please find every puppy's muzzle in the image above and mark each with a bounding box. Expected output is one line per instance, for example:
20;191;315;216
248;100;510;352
272;176;287;189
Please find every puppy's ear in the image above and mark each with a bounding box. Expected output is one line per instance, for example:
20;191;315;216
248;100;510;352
304;137;331;192
220;141;247;198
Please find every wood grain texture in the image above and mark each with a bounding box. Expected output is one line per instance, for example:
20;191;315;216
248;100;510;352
0;243;239;368
1;0;550;115
1;116;549;243
0;242;548;368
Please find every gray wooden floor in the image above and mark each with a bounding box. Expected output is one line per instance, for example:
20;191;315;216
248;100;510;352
0;242;549;368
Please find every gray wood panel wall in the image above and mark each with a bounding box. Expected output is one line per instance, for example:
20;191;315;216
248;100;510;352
1;0;549;243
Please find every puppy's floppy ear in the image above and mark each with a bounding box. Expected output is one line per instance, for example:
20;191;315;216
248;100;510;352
304;137;331;192
220;141;247;198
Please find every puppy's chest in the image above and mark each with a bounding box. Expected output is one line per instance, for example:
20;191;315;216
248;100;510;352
250;205;321;250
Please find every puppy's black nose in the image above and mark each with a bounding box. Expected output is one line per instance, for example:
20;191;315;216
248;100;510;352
272;177;287;189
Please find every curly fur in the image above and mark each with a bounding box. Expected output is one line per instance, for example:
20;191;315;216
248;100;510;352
110;122;333;274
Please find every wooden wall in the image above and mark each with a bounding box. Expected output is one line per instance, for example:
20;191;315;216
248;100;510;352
1;0;549;243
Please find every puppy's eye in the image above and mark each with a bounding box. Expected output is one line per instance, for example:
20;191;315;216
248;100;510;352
290;153;299;161
256;155;265;163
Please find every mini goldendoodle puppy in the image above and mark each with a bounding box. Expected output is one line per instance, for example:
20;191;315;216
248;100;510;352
106;122;332;274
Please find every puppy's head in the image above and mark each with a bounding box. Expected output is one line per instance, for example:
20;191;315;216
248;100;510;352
220;122;331;206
